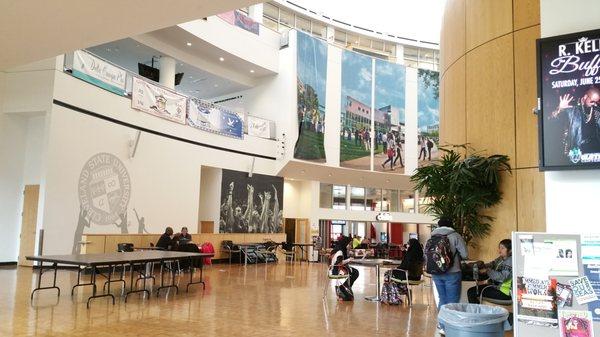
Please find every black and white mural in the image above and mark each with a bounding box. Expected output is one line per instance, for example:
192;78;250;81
219;169;283;233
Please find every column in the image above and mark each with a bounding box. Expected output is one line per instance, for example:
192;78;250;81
248;4;263;23
395;44;405;65
325;26;335;44
158;56;176;89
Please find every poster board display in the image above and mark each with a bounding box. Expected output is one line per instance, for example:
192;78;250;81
513;232;600;337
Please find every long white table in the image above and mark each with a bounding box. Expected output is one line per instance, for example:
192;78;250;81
26;251;214;308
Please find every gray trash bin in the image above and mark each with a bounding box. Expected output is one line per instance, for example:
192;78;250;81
438;303;510;337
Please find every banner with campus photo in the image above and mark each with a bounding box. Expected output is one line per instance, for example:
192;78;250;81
187;97;244;139
339;50;373;170
131;77;187;124
373;59;406;174
294;31;328;162
417;69;440;167
219;169;283;233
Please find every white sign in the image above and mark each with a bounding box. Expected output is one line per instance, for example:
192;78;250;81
247;116;272;139
131;77;187;124
375;212;392;221
72;50;127;94
570;276;598;305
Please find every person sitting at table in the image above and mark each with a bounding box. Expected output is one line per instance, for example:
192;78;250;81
330;235;359;300
467;239;513;304
352;235;362;249
389;238;424;281
174;226;192;243
156;227;174;250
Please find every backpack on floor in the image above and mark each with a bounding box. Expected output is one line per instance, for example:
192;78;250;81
336;284;354;301
381;281;402;305
425;234;454;274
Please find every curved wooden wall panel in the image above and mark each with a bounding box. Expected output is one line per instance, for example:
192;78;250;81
440;0;545;260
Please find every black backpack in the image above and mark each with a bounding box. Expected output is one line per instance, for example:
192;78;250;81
425;234;455;274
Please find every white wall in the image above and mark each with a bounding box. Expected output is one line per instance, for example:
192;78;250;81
23;116;46;184
541;0;600;234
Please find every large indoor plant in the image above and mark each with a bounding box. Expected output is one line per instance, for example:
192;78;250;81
410;145;511;247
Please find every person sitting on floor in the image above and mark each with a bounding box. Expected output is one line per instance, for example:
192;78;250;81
389;238;424;281
467;239;513;304
330;235;359;301
156;227;174;250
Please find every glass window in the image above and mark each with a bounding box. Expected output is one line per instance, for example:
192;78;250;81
263;17;278;31
366;188;382;211
333;185;347;209
350;186;365;211
347;33;360;47
385;43;396;56
360;37;371;49
357;223;366;239
404;47;418;62
382;189;399;212
263;3;279;21
312;21;326;38
279;9;293;27
334;30;346;44
296;16;311;33
319;183;333;208
419;197;431;213
400;191;415;213
372;39;384;51
331;220;346;241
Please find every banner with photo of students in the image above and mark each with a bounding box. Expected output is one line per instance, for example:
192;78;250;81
131;77;187;124
217;10;259;35
339;50;373;170
294;31;328;162
187;97;244;139
417;69;440;167
373;59;406;174
219;169;283;233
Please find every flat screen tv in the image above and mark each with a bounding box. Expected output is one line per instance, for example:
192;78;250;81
537;28;600;170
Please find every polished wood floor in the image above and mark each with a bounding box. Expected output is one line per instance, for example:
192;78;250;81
1;262;449;336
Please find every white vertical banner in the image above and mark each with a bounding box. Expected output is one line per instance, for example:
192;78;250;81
131;77;187;124
404;67;419;174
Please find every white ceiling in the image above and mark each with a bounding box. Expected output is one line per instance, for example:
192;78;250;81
87;38;249;99
277;160;415;191
0;0;260;70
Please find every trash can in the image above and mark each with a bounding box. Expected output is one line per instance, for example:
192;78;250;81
438;303;510;337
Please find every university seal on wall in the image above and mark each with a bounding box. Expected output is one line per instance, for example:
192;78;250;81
78;153;131;225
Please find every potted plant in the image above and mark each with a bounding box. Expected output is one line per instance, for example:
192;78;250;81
410;144;511;247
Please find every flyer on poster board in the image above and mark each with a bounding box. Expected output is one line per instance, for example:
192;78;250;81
517;276;559;325
559;310;595;337
582;235;600;321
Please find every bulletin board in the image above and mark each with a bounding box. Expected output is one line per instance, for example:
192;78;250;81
513;232;600;337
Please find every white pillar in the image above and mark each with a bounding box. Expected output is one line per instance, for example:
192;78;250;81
325;26;335;44
159;56;176;89
395;44;405;65
248;4;263;23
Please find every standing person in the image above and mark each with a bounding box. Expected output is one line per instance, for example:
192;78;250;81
393;138;404;168
418;136;427;160
427;137;434;161
426;218;468;334
354;128;360;146
381;144;395;170
382;132;388;153
364;129;371;151
467;239;512;304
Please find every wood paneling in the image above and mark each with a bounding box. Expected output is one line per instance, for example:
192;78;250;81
441;0;466;73
514;25;541;168
466;0;513;51
441;56;467;147
472;170;517;261
200;221;214;233
513;0;540;30
516;168;546;232
80;235;105;254
18;185;39;266
466;34;515;158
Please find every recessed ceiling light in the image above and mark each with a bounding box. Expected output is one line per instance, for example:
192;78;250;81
300;170;305;174
189;76;193;79
186;42;192;46
219;57;225;62
386;179;390;183
328;173;332;177
250;69;255;73
214;84;219;87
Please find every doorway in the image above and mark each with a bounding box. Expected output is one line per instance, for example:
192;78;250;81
284;218;296;244
18;185;39;266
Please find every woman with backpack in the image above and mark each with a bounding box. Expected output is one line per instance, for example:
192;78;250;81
330;235;359;301
390;238;424;281
467;239;512;304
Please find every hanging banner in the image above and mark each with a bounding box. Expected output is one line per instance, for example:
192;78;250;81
187;98;243;139
247;115;272;139
295;31;328;162
72;50;127;95
217;10;259;35
417;69;440;167
373;59;406;174
131;77;187;124
339;50;373;170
